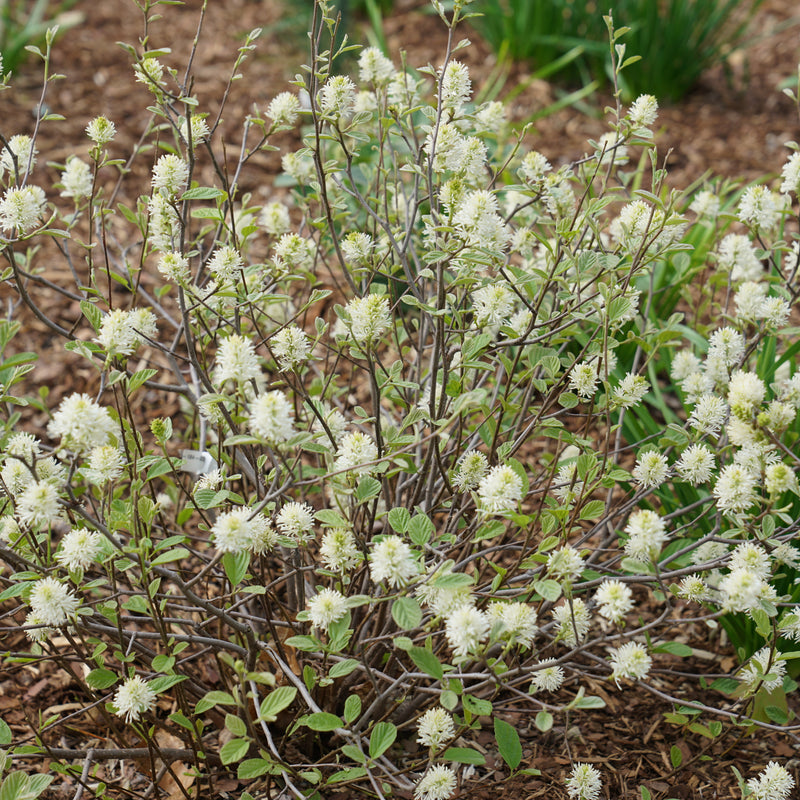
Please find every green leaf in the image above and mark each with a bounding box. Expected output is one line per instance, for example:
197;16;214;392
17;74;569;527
86;668;118;690
181;186;226;200
315;509;351;527
196;690;237;715
442;746;486;765
653;642;692;657
534;710;553;732
573;694;606;710
392;596;422;630
0;719;11;746
226;713;247;737
355;476;381;503
533;579;562;602
579;499;606;520
219;737;250;765
494;717;522;769
368;721;397;760
222;551;251;586
327;767;367;784
407;646;444;681
669;744;682;768
329;659;359;679
462;694;492;716
765;705;788;724
151;547;190;565
344;694;361;725
259;686;297;721
238;758;274;779
341;744;366;764
408;513;434;546
303;712;341;732
149;675;186;693
80;300;103;333
388;507;411;533
128;368;158;393
0;773;29;800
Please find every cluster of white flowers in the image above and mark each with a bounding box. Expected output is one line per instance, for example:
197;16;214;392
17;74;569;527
113;675;157;723
249;391;295;444
306;588;348;631
97;307;157;356
477;464;523;513
211;509;275;554
48;393;118;455
369;536;419;586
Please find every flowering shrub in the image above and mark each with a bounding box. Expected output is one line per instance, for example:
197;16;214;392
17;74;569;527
0;1;798;798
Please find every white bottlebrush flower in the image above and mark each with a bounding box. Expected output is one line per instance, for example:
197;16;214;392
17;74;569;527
312;403;348;446
113;675;157;723
416;707;455;750
445;603;490;657
319;75;356;121
477;464;523;513
440;60;471;113
358;47;395;84
717;233;763;283
627;94;658;131
713;464;758;514
271;325;310;371
689;189;720;218
729;542;771;580
472;284;515;330
675;444;715;485
728;370;766;417
569;361;600;399
487;601;538;648
134;57;165;90
611;373;649;409
340;294;391;346
157;251;191;285
734;281;767;322
208;246;243;282
0;185;46;233
151;154;189;198
56;527;103;571
28;577;80;626
609;641;652;685
632;450;670;489
760;296;790;329
739;647;786;694
595;579;634;624
48;394;117;455
424;121;465;174
780;152;800;196
707;327;745;372
260;201;291;236
530;658;565;692
369;535;419;587
147;193;181;251
248;391;295;444
738;185;783;231
416;563;473;618
547;546;585;583
319;528;360;572
306;588;348;631
24;611;53;643
719;567;768;613
85;116;116;145
678;574;709;602
566;762;603;800
623;509;668;562
765;462;799;496
281;150;316;184
267;92;301;127
212;509;265;554
213;334;262;387
60;156;93;199
452;189;510;251
475;100;506;134
553;598;590;646
97;307;157;356
340;231;375;266
414;765;456;800
689;394;728;435
452;450;488;491
0;134;36;178
273;232;315;271
518;150;551;184
670;349;702;381
333;431;379;476
179;114;210;149
275;501;314;542
746;761;795;800
84;445;125;485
